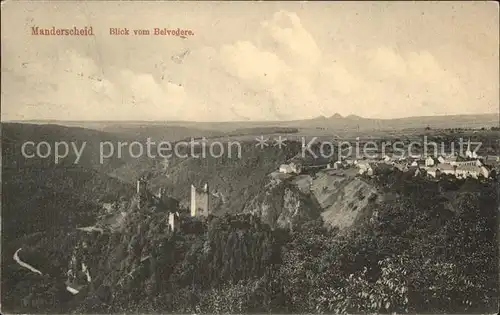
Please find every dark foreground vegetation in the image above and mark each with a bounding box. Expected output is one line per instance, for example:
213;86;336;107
2;122;498;313
2;172;497;314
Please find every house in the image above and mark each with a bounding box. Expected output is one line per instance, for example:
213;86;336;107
344;159;357;166
288;155;330;172
480;166;490;178
439;154;458;165
425;156;438;167
102;203;113;213
438;164;457;176
279;164;294;173
411;159;426;167
414;167;422;177
344;159;358;165
359;166;374;176
426;163;489;179
455;165;489;179
279;162;302;174
454;160;482;167
426;166;440;178
357;160;375;176
426;164;456;178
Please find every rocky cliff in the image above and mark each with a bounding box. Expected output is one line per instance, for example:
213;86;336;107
311;170;381;229
244;168;382;230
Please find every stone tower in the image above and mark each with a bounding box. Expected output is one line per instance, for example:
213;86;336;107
190;183;210;217
168;212;179;232
137;177;147;194
137;177;148;209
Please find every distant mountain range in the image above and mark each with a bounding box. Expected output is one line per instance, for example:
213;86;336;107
4;112;499;131
292;113;499;130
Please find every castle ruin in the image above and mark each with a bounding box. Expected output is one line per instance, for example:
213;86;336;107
168;212;180;232
136;176;148;209
136;177;181;231
190;183;210;217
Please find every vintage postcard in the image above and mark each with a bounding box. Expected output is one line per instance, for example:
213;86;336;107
1;1;499;314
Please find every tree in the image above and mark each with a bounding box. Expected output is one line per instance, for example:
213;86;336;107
314;256;409;314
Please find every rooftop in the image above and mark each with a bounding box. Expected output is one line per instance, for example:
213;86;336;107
455;165;484;172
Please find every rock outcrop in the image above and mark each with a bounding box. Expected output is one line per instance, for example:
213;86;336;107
245;169;382;230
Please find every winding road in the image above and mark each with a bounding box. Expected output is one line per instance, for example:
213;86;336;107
13;248;43;275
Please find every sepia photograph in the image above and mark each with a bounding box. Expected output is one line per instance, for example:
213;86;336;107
1;1;499;314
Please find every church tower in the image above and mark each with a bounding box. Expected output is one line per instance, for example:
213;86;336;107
465;138;477;159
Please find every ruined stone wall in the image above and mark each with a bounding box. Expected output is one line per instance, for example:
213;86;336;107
190;184;210;216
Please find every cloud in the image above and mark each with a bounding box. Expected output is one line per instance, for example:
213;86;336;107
359;47;468;116
220;41;290;86
261;10;322;68
365;46;408;78
1;8;495;121
214;11;329;119
2;50;194;121
120;69;187;112
213;10;468;119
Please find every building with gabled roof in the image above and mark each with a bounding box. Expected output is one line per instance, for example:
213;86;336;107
455;165;489;179
464;138;478;159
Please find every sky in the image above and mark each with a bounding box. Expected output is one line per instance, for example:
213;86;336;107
1;1;498;121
